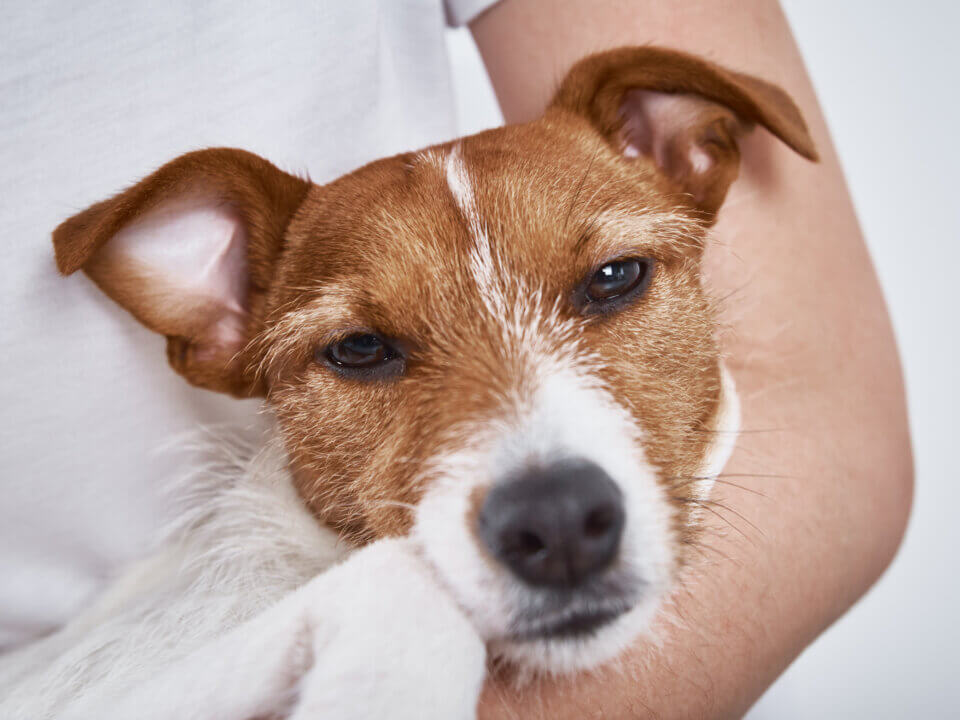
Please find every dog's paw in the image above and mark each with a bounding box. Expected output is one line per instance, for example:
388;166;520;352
286;538;486;720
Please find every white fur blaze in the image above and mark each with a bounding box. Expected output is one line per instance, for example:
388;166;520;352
444;145;507;320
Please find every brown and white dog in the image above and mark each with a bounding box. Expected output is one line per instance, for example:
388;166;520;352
0;47;815;719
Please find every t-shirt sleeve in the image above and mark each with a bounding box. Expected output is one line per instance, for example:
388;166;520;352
444;0;501;27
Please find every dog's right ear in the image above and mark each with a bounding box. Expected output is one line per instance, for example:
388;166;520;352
551;47;818;222
53;148;310;397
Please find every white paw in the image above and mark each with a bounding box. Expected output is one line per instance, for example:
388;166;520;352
288;539;486;720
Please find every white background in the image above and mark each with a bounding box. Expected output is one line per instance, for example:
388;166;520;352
444;1;959;716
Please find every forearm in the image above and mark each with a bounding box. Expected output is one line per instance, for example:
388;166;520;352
471;1;913;717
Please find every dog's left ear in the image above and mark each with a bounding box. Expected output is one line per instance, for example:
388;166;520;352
53;148;310;397
551;47;818;220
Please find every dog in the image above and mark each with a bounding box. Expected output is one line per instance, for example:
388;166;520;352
0;47;815;719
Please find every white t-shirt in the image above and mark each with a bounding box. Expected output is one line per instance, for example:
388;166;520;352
0;0;498;650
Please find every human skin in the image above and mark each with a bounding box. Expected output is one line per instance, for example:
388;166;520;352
469;1;914;717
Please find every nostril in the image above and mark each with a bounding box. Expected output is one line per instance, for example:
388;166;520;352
500;527;548;560
515;530;546;557
583;503;618;539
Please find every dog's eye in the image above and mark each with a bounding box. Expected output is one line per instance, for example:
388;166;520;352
585;258;654;305
322;333;402;378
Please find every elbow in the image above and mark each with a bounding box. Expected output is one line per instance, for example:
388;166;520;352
871;430;914;579
848;410;914;599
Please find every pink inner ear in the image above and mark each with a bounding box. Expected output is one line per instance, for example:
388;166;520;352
620;89;721;180
101;192;250;355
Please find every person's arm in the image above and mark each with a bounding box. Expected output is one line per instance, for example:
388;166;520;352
469;1;913;717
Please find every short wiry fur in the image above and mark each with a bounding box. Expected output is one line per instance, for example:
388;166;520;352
5;47;815;718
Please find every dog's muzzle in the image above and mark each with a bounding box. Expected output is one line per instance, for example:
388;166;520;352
477;458;628;637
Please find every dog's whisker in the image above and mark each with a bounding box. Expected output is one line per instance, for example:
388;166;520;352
668;477;767;497
673;497;758;544
563;144;601;237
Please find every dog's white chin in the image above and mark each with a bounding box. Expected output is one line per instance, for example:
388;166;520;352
488;588;666;675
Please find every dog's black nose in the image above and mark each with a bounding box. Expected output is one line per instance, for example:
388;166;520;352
478;459;625;588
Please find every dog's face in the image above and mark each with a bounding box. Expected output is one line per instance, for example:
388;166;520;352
264;126;734;670
53;48;814;672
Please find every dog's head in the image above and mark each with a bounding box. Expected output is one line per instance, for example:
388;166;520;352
53;48;815;673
